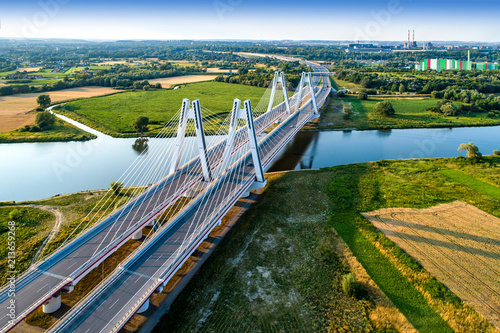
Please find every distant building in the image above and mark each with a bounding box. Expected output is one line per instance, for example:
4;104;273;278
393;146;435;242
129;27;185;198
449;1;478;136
346;43;391;53
415;59;476;71
7;74;43;79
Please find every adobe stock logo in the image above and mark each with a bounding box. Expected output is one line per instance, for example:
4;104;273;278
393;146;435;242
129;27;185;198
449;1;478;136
213;0;243;20
21;0;70;38
353;0;404;41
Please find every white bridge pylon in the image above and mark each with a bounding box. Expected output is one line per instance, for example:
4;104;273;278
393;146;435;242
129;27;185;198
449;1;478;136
169;99;212;183
221;99;266;186
267;71;291;115
295;72;319;118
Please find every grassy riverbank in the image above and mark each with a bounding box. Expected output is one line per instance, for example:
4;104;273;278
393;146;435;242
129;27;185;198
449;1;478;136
154;156;500;332
317;96;500;131
0;119;96;144
58;82;267;137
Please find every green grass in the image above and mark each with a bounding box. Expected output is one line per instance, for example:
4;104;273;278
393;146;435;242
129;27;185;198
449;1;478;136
60;81;267;137
318;96;500;130
0;207;54;283
334;78;364;92
439;169;500;200
155;157;500;332
154;171;376;332
0;119;96;144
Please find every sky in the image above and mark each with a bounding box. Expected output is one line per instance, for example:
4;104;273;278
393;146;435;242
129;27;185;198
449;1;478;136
0;0;499;42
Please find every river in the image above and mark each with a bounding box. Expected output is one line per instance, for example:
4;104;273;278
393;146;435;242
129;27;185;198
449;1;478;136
1;119;499;202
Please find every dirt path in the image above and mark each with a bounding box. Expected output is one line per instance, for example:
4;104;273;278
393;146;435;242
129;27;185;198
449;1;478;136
10;204;63;264
32;205;63;264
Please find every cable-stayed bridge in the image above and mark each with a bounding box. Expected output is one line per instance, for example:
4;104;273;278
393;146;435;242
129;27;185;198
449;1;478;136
0;64;330;332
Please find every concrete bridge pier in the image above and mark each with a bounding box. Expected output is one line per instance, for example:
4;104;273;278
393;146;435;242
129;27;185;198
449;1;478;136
132;229;143;240
241;180;267;198
43;293;62;314
137;299;149;313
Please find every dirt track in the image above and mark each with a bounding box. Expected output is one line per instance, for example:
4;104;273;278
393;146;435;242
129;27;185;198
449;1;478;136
363;201;500;329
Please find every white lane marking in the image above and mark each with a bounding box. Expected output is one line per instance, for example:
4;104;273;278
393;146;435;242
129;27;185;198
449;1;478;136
109;299;120;309
43;271;68;280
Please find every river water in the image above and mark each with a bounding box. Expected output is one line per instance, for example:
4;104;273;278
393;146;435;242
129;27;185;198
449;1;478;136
1;121;499;202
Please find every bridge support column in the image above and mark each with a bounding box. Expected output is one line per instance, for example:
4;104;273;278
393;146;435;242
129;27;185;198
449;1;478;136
267;71;291;115
241;180;267;198
132;229;143;240
137;299;149;314
169;99;212;183
295;72;319;118
43;293;61;314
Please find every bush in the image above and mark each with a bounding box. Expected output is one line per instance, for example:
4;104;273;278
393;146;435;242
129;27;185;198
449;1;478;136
8;209;23;221
373;100;395;117
458;142;482;163
342;273;360;298
337;90;345;97
133;116;149;133
358;92;368;100
441;103;457;117
29;125;41;132
110;182;124;195
493;150;500;156
35;111;56;130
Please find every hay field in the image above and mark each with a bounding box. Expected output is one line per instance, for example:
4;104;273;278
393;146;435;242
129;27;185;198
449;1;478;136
148;75;218;88
206;68;230;73
363;201;500;329
0;87;120;132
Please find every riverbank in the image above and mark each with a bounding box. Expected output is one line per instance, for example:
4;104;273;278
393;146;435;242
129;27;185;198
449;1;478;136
315;95;500;131
152;156;500;332
0;118;97;144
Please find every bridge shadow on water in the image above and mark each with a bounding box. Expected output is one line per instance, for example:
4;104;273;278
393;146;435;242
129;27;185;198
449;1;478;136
267;131;319;172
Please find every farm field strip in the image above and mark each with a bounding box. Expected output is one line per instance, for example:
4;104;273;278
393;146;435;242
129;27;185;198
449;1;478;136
440;169;500;200
0;87;121;132
363;201;500;329
147;75;218;88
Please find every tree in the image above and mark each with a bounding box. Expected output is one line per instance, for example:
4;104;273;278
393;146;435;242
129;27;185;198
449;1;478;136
399;83;406;94
358;92;368;100
342;273;360;298
238;67;249;76
133;116;149;133
110;182;124;195
458;142;482;163
373;100;395;117
35;111;56;130
441;102;457;116
36;94;51;109
360;76;372;88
